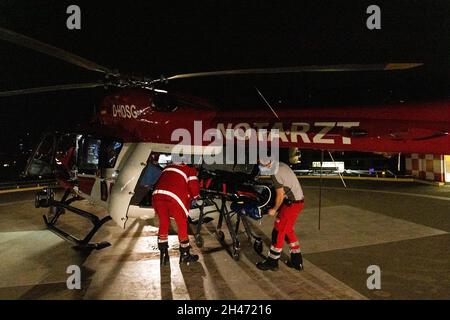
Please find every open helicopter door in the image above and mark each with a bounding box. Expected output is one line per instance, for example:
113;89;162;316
23;132;79;180
22;133;56;179
108;143;153;229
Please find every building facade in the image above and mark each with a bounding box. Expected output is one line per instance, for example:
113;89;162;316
405;154;450;183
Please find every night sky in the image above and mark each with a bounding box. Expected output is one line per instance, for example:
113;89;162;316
1;0;450;156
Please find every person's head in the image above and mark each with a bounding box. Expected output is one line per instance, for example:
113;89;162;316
258;156;279;175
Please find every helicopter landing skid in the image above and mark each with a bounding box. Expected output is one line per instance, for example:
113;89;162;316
36;189;112;250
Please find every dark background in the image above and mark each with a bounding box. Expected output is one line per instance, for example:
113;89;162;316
0;0;449;179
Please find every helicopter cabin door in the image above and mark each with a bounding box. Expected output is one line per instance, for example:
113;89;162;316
23;132;78;181
23;133;57;179
108;143;152;228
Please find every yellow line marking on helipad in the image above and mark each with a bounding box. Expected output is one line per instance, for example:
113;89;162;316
260;175;415;182
0;186;47;194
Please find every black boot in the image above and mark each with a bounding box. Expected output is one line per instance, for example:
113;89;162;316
286;252;304;271
158;242;169;266
256;256;279;271
179;244;199;265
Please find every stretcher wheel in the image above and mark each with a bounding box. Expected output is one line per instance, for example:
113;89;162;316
216;230;225;242
195;235;204;248
253;240;263;254
35;189;53;208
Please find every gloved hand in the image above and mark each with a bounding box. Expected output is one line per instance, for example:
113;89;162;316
191;198;204;209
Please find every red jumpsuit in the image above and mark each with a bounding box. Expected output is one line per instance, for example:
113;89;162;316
269;201;303;259
152;164;200;244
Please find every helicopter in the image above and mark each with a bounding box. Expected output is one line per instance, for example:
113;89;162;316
1;27;449;253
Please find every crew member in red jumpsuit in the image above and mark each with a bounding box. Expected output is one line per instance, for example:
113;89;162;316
257;160;305;271
152;161;200;265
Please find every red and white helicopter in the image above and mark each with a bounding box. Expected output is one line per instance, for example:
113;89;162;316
1;27;449;254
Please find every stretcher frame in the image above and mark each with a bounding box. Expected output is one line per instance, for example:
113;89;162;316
191;189;263;261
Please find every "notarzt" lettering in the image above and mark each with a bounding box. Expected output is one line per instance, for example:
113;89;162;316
216;122;360;145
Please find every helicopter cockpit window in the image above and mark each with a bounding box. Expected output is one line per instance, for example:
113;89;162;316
24;133;55;178
99;140;123;168
34;135;54;164
151;93;178;112
77;138;101;174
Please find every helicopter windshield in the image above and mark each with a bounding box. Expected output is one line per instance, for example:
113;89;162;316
23;133;123;179
24;133;55;178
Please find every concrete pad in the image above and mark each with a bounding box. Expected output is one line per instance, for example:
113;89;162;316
1;181;449;300
0;230;78;288
306;234;450;299
0;208;365;300
253;205;447;254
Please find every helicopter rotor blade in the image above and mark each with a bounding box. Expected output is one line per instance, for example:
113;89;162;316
158;63;423;82
0;82;105;98
0;26;118;77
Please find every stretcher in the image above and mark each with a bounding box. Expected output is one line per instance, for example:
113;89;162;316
190;171;272;261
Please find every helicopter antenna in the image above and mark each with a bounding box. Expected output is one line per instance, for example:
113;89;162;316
328;151;347;188
318;149;324;230
254;86;279;119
